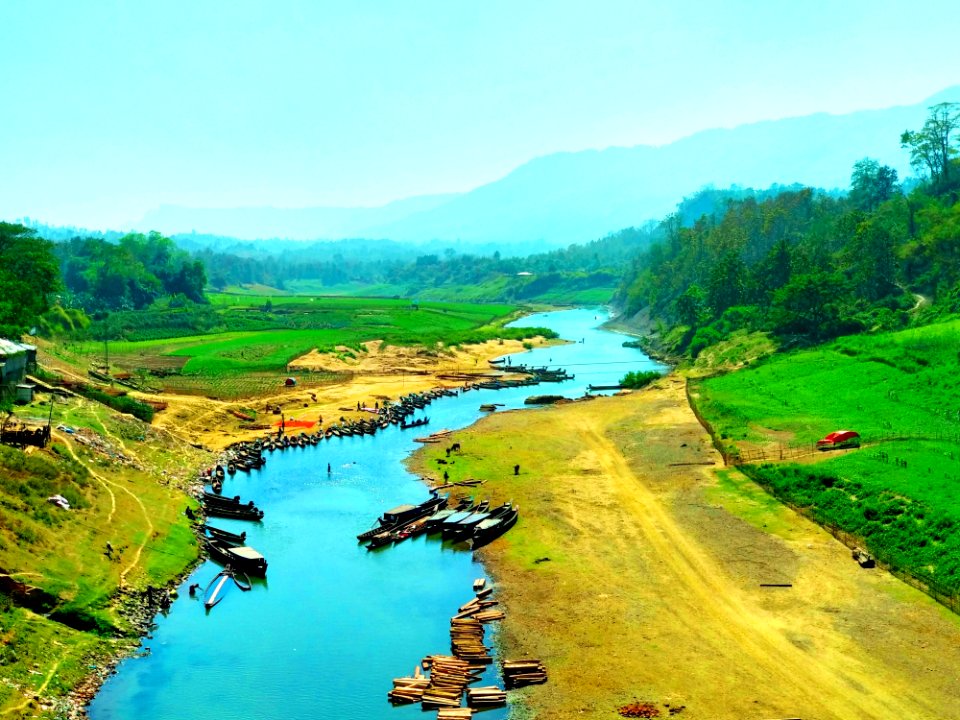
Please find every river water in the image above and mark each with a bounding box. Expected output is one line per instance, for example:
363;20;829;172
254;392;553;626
88;308;662;720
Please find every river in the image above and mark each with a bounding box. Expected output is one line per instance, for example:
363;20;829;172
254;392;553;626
88;308;663;720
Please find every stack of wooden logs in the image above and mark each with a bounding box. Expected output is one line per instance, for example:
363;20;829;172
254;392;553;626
422;655;481;709
390;579;525;716
503;659;548;688
466;685;508;708
450;617;491;663
387;666;429;704
436;709;473;720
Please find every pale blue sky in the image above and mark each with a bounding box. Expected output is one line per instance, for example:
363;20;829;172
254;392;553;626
2;0;958;228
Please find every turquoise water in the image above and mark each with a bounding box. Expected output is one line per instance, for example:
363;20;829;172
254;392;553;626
88;308;661;720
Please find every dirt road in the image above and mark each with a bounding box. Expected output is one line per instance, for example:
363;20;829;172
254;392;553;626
417;379;960;719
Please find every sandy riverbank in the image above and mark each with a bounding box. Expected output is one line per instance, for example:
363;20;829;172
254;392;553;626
144;337;552;452
410;377;960;720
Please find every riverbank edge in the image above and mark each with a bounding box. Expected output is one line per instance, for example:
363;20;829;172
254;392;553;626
601;309;686;368
63;550;207;719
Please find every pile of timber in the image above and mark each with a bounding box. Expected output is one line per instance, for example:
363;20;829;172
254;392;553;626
387;665;429;704
450;617;490;663
437;709;473;720
422;655;482;709
466;686;507;708
389;579;518;714
502;659;548;688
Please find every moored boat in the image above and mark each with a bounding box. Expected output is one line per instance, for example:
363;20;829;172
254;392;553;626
203;537;268;576
443;510;491;541
203;503;265;521
201;524;247;544
356;494;448;541
470;507;520;549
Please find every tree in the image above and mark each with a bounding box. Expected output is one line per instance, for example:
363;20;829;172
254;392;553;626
849;158;900;211
901;102;960;192
674;284;708;327
0;223;62;337
770;272;847;340
846;220;897;301
707;250;746;316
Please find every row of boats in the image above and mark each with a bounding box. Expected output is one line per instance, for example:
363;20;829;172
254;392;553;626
358;495;519;551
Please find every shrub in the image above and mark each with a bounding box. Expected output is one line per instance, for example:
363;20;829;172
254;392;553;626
620;370;663;389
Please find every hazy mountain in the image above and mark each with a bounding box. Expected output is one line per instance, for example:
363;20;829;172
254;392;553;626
137;193;459;241
139;86;960;245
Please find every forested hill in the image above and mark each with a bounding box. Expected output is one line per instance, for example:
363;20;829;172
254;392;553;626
195;225;654;303
616;102;960;358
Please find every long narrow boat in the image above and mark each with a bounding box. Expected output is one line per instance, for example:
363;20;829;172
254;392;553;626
356;494;447;541
204;570;232;609
442;510;491;541
203;503;264;521
439;500;489;534
201;524;247;544
422;498;473;531
202;567;253;609
470;507;520;549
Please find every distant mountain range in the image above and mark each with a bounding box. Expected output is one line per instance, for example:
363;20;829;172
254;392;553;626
139;86;960;246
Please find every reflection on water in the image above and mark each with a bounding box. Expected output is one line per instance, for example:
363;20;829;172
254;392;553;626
88;308;661;720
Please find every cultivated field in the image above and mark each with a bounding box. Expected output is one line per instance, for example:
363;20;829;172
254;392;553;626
44;296;548;399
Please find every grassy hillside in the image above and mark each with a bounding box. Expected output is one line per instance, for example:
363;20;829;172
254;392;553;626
692;318;960;595
0;395;207;716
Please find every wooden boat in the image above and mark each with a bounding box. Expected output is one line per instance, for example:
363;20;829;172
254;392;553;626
365;530;399;549
443;511;491;541
203;566;253;609
203;570;232;609
201;524;247;544
470;507;519;549
423;498;473;531
356;494;448;541
201;491;259;510
203;503;264;521
203;537;268;576
395;516;431;540
400;417;430;430
439;501;490;537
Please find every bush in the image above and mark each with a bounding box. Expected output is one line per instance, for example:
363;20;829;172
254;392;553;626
620;370;663;389
78;387;154;422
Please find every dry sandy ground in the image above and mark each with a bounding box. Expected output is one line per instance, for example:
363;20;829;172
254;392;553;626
145;338;548;452
432;379;960;720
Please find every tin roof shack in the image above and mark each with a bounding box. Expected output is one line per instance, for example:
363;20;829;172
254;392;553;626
0;339;37;403
816;430;861;451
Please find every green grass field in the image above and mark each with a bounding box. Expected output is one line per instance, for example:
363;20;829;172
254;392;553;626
693;319;960;447
694;318;960;594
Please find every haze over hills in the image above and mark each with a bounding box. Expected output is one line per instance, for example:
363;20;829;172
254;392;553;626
139;86;960;246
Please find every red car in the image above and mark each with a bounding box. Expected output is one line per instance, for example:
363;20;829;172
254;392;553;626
816;430;860;450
